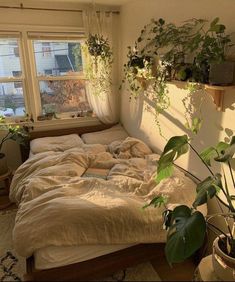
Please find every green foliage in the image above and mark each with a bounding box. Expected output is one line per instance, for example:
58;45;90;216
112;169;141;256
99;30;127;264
165;205;206;263
86;34;112;61
72;44;83;72
0;115;30;152
123;17;233;137
144;133;235;263
83;34;113;96
200;142;230;166
143;195;168;209
193;174;221;208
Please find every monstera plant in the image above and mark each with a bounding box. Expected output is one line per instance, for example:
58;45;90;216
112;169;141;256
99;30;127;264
144;133;235;280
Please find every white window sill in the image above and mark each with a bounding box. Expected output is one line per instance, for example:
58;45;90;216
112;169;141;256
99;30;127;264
2;116;102;131
32;116;101;131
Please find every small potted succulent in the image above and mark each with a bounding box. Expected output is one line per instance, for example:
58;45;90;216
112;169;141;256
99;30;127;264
0;116;29;174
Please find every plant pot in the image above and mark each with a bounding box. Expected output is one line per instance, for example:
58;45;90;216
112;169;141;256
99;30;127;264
0;153;8;175
209;61;235;85
212;236;235;281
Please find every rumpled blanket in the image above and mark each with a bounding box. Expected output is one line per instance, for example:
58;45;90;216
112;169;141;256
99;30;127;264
10;137;200;257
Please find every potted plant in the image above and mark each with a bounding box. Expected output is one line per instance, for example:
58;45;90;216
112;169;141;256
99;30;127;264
83;33;113;96
123;18;207;137
0;116;29;174
192;17;234;85
144;133;235;280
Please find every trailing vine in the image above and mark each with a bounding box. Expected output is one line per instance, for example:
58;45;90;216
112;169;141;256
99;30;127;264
83;34;113;96
123;18;206;137
123;17;233;136
183;82;205;134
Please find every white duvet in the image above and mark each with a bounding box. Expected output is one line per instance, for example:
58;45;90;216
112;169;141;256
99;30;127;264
10;137;200;258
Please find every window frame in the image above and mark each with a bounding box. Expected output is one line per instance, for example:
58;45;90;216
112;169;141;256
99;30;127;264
0;24;100;130
0;33;28;118
28;36;87;119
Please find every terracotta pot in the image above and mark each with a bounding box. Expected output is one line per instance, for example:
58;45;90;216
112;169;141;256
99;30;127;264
212;236;235;281
0;153;8;175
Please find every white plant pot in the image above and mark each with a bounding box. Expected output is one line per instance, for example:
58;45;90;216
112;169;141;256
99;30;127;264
212;236;235;281
0;153;8;175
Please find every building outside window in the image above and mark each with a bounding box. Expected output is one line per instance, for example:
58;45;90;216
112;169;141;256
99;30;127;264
32;39;91;116
0;38;25;117
0;32;93;120
41;42;51;57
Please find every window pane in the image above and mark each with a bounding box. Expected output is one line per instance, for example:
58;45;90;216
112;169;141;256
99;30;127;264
0;39;22;78
39;80;92;114
33;41;84;76
0;82;25;117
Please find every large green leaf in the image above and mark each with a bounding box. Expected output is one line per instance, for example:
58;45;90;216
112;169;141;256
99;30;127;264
200;141;230;166
165;205;206;264
163;135;189;158
156;135;189;184
155;163;174;184
193;175;221;208
215;137;235;163
200;146;217;166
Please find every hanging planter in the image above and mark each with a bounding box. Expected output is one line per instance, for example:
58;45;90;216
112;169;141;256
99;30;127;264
83;33;113;96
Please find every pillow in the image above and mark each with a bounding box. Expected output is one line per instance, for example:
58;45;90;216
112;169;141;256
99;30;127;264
30;134;84;154
81;124;129;145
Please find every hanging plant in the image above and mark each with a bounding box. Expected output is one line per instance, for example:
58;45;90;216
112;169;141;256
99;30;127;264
123;17;233;136
123;18;205;137
83;34;113;96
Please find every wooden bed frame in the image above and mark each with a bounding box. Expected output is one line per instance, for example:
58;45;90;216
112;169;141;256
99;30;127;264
19;123;203;281
25;244;166;281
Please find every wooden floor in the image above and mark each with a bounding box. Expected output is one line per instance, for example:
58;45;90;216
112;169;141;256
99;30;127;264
151;256;196;281
0;193;196;281
0;189;16;210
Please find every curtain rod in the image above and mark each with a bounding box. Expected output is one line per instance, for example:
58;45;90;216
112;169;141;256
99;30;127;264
0;3;120;14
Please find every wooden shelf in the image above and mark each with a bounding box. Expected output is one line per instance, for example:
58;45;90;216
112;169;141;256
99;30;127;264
169;80;235;111
204;84;235;111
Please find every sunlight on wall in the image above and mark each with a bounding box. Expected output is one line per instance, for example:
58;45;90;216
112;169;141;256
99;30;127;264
120;0;235;246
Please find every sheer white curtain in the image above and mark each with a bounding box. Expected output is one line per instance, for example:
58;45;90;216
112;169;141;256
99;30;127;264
83;10;119;124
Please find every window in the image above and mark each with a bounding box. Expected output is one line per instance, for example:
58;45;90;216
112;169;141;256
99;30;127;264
0;38;25;117
32;39;91;116
0;31;93;122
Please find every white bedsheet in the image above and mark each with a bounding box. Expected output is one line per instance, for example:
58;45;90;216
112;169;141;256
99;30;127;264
10;137;206;259
34;244;134;270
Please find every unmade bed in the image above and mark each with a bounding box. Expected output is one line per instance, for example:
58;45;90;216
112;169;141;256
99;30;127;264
10;124;207;280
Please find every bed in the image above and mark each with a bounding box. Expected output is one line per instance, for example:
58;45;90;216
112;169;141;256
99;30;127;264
10;123;207;281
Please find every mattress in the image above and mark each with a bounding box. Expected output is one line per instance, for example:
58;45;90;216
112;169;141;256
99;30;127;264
34;202;207;270
34;244;135;270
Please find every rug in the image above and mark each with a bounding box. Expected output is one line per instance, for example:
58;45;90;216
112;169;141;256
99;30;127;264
0;210;161;282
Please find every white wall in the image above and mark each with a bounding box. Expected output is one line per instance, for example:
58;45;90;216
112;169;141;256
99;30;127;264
120;0;235;235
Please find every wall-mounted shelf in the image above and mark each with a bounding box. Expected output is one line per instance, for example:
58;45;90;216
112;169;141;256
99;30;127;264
204;84;235;111
169;80;235;111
